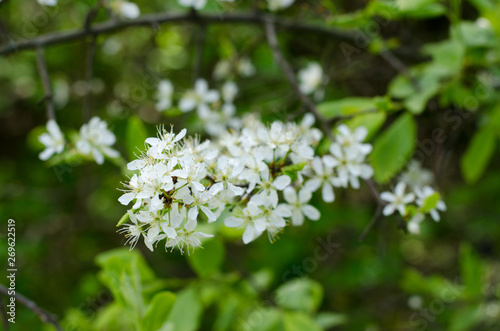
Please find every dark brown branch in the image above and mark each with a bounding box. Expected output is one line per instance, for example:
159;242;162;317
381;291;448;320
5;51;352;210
264;19;334;140
0;285;62;331
0;11;356;56
84;36;97;121
36;47;55;120
379;49;420;91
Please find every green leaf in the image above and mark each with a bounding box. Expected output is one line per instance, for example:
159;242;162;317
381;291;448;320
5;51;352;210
142;292;177;331
283;311;322;331
317;97;377;119
166;287;202;331
116;211;130;227
344;112;387;141
460;127;496;183
315;312;347;329
371;113;416;183
419;192;441;213
186;238;225;278
459;244;484;298
282;162;308;183
396;0;446;18
126;116;149;160
275;278;323;313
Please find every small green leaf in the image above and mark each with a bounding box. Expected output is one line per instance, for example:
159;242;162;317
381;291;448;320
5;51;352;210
460;127;496;183
459;244;484;298
317;97;377;119
371;113;417;183
315;312;347;329
419;192;440;213
126;116;149;160
275;278;323;313
142;292;177;331
283;311;322;331
116;212;130;227
187;239;225;278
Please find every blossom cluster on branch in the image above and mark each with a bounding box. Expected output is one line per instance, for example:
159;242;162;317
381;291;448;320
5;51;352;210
117;115;375;253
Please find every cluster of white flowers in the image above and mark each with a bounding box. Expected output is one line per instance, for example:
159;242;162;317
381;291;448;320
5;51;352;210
38;117;120;165
213;57;256;81
380;161;446;234
155;78;241;136
118;116;375;253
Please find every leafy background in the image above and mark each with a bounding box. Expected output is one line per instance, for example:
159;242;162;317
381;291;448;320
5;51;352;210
0;0;499;330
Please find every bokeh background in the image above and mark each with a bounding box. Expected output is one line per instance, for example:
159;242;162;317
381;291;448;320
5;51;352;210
1;0;500;330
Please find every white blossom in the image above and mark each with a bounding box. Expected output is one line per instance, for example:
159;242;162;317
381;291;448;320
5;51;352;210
178;0;207;10
298;62;323;98
415;186;447;221
38;119;65;161
76;117;119;164
178;79;220;117
110;1;140;19
267;0;295;11
380;182;415;216
37;0;57;6
155;80;173;111
282;187;320;226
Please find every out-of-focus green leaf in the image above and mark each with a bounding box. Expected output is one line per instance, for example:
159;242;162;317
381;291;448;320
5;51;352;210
283;311;322;331
460;126;496;183
166;287;202;331
126;116;149;160
141;291;177;331
371;113;416;183
459;244;484;298
344;112;386;141
187;238;225;278
317;97;377;118
419;192;441;213
315;312;347;328
275;278;323;313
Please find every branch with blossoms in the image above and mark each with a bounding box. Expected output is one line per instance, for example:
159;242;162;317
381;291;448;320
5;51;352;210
27;0;448;254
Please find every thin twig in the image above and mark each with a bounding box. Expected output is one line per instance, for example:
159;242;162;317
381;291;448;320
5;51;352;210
0;285;62;331
84;36;97;121
36;47;55;120
379;49;420;91
358;204;383;242
0;12;357;56
264;19;334;140
364;179;385;205
0;292;9;331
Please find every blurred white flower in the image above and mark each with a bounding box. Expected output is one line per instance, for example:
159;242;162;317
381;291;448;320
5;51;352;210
76;117;119;164
178;0;207;10
155;79;174;111
179;79;220;116
298;62;323;97
267;0;295;11
399;160;434;190
110;1;140;19
38;119;65;161
37;0;57;6
380;182;415;216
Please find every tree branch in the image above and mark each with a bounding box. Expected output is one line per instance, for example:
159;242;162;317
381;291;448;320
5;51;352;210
264;19;334;140
0;11;356;56
358;204;383;242
36;47;55;120
0;285;62;331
